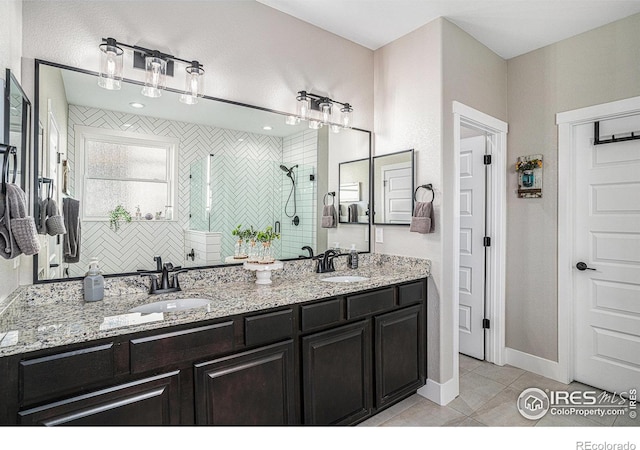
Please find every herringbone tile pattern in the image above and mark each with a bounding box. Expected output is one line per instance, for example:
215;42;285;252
65;105;317;273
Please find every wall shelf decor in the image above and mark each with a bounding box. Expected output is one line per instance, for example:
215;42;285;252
516;154;543;198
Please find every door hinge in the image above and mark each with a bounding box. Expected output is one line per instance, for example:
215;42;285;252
482;318;490;329
484;155;492;165
483;236;491;247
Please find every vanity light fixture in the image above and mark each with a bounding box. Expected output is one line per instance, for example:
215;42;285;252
98;38;124;90
288;91;353;133
97;37;204;104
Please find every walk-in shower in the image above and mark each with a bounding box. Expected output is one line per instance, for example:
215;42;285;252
280;164;299;225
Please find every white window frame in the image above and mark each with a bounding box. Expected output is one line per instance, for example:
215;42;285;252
75;125;179;222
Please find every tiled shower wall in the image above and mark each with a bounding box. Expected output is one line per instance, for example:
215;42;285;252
66;105;283;275
281;129;318;258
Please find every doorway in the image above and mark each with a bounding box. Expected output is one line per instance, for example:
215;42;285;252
458;130;489;360
557;97;640;393
452;102;508;368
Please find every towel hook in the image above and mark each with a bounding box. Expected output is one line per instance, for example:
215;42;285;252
323;191;336;206
414;184;434;202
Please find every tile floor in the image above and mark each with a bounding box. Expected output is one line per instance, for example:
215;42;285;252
358;354;638;427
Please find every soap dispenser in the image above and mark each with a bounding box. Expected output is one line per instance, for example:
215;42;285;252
348;244;358;269
84;258;105;302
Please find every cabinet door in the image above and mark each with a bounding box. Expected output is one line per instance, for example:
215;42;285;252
301;320;371;425
194;340;297;425
18;371;181;426
374;304;425;408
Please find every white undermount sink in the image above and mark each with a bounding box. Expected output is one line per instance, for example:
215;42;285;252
321;276;369;283
129;298;212;314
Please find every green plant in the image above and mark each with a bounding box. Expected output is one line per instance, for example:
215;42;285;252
108;205;132;232
231;224;243;239
516;158;542;172
256;225;280;243
242;225;258;241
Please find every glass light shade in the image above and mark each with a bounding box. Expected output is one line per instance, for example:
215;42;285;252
308;120;322;130
179;61;205;105
297;95;310;119
98;39;123;91
285;115;299;125
330;124;341;134
319;100;332;124
142;55;167;98
341;104;353;128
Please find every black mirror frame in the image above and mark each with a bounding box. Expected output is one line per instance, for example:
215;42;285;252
372;148;415;226
32;59;372;284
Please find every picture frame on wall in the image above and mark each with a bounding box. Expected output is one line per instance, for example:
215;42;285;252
516;154;543;198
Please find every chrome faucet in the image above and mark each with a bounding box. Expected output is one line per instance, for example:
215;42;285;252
140;260;188;294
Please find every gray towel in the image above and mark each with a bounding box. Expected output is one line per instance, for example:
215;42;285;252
321;204;336;228
409;201;435;234
63;197;81;263
0;183;41;258
37;197;49;234
45;198;67;236
348;204;358;223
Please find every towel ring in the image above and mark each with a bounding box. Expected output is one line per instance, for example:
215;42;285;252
414;184;434;202
323;191;336;206
1;145;17;194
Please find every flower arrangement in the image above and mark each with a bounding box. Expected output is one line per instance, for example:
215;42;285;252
515;158;542;172
108;204;132;232
257;226;280;243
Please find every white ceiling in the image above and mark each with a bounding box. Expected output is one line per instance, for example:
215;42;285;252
257;0;640;59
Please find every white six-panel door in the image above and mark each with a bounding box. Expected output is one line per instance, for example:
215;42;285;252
383;163;413;224
459;135;487;360
574;115;640;393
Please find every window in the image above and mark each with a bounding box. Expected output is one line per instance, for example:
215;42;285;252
76;126;178;221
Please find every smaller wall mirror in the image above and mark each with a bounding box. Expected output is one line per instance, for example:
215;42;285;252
338;158;369;224
2;69;30;191
372;149;414;225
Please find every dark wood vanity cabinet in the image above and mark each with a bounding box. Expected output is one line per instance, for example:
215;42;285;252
300;281;426;425
194;340;297;425
302;320;372;425
3;278;427;426
18;371;181;426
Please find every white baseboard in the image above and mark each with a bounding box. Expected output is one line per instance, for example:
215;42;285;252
417;376;459;406
505;347;570;384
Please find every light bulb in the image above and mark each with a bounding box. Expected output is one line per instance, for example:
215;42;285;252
98;38;123;91
180;61;204;105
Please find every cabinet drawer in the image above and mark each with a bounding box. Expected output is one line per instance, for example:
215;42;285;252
20;343;121;406
398;281;425;306
300;298;341;331
130;322;234;374
346;288;394;319
244;309;293;347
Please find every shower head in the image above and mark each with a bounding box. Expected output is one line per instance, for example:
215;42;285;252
279;164;298;177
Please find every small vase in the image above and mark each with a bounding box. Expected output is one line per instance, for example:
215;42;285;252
522;170;534;188
234;239;246;259
247;239;258;262
260;241;273;263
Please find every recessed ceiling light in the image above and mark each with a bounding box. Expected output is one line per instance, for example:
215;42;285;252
129;102;145;109
263;126;272;131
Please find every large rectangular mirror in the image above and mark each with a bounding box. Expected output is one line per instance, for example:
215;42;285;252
33;60;371;282
372;149;414;225
2;69;30;191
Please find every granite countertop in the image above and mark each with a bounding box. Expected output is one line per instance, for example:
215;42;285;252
0;254;430;358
